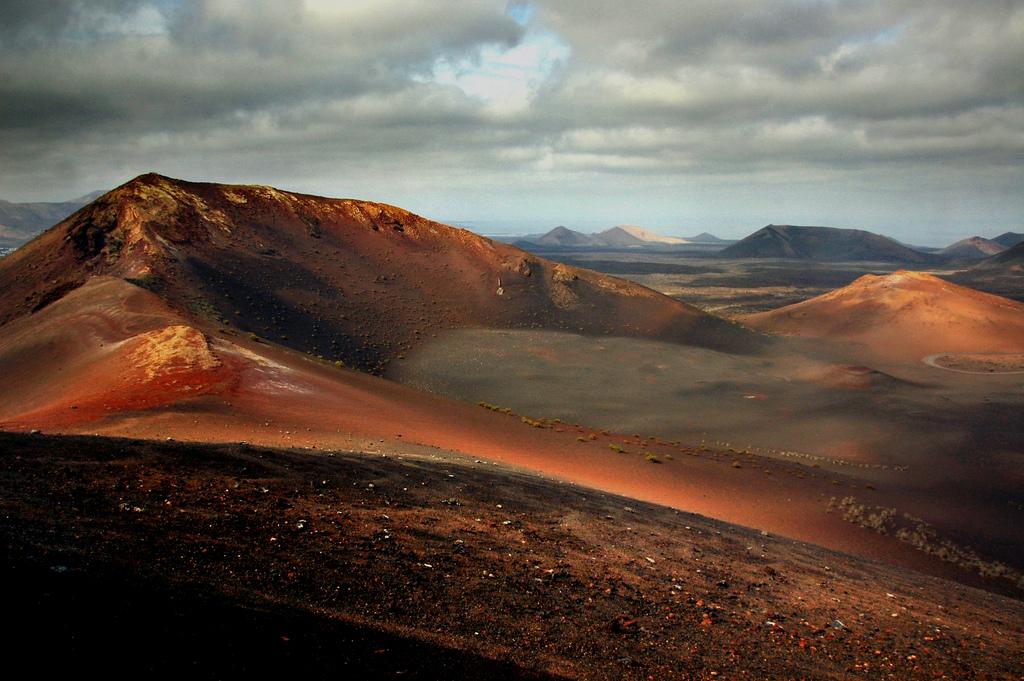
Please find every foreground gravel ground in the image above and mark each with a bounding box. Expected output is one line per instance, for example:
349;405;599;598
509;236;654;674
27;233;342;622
2;432;1021;679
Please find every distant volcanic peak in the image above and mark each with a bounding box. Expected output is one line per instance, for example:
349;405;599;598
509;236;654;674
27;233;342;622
526;224;689;248
607;225;688;245
991;240;1024;262
991;231;1024;248
721;224;929;262
686;232;726;243
534;225;596;246
939;236;1006;259
594;226;646;247
970;240;1024;272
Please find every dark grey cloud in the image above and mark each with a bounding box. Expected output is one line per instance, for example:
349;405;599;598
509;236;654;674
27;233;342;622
0;1;1020;242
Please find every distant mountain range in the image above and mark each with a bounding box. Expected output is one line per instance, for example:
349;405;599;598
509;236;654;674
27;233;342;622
516;225;728;249
716;224;1024;264
0;191;105;249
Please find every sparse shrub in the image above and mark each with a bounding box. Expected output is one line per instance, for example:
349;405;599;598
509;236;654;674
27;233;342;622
829;495;1024;591
645;453;661;464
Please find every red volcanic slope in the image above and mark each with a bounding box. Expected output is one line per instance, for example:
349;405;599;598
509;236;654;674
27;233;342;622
0;274;971;584
5;175;1011;592
743;270;1024;360
0;174;758;373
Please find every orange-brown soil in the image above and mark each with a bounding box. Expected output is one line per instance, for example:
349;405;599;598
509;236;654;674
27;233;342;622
3;432;1021;679
743;271;1024;361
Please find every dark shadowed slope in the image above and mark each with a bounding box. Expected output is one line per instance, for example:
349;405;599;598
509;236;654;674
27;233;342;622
3;432;1022;679
0;174;760;373
719;225;931;263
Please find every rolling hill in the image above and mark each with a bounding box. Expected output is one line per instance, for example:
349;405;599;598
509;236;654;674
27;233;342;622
743;271;1024;360
719;225;931;263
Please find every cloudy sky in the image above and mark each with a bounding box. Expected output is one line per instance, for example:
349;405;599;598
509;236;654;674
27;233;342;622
1;0;1022;243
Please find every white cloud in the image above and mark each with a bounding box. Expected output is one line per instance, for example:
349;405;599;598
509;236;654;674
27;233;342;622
0;0;1021;241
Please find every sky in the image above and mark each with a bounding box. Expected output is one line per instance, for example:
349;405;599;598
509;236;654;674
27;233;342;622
0;1;1022;244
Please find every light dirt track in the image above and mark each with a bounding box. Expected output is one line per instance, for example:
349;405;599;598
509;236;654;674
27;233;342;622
922;352;1024;375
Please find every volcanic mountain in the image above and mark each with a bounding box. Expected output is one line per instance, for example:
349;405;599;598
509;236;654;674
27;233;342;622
975;239;1024;270
684;231;728;243
944;239;1024;302
598;225;688;246
719;224;931;262
938;236;1006;260
0;173;758;376
743;271;1024;360
527;225;598;247
991;231;1024;248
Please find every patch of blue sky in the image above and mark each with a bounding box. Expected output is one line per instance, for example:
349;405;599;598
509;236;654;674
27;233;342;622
418;24;570;108
506;1;534;26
